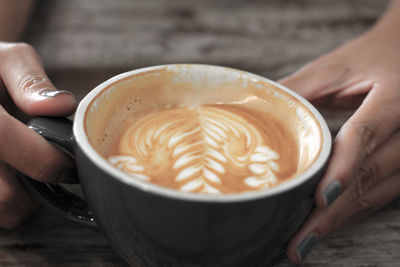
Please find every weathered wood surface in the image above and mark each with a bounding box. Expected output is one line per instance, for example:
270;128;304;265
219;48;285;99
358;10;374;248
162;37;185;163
2;0;398;266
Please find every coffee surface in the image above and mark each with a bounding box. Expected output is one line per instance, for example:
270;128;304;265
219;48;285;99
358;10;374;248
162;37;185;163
84;66;322;195
107;103;300;194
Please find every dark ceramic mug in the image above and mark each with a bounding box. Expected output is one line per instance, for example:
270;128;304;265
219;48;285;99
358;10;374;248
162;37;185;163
20;64;331;266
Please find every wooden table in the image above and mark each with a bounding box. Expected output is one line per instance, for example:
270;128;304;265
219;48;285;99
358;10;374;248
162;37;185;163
2;0;399;266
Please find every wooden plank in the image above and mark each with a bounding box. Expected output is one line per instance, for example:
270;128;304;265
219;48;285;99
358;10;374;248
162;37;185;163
0;208;128;267
26;0;386;79
0;199;398;266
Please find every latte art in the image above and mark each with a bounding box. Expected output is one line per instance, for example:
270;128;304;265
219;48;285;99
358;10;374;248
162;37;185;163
108;105;287;194
85;65;323;196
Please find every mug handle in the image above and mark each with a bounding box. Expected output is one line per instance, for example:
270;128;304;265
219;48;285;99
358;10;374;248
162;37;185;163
19;117;97;228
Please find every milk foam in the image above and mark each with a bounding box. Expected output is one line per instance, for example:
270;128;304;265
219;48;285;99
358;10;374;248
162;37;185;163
108;106;281;194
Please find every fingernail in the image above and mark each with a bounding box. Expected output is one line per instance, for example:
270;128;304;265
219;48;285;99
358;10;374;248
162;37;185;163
296;233;318;261
38;89;74;98
322;181;342;206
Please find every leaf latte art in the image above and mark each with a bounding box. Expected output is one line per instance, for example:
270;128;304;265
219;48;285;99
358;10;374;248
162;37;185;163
108;106;283;194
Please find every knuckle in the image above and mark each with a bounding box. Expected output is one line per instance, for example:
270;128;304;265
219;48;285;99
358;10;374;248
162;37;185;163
0;188;36;230
1;42;35;57
0;42;32;61
7;42;34;54
0;189;18;215
17;72;50;95
1;218;24;230
0;210;28;230
349;198;375;223
354;163;377;197
0;168;36;229
320;208;337;237
30;157;54;181
342;121;377;154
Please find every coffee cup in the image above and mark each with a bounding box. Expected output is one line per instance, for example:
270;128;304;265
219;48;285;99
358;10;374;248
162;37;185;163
20;64;331;266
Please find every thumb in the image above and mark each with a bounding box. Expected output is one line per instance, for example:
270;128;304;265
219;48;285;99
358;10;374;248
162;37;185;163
0;43;76;116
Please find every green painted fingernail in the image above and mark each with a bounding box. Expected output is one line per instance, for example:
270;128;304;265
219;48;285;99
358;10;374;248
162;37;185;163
296;233;318;261
322;181;342;206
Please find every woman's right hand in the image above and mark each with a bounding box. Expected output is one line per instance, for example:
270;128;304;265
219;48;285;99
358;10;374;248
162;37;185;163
279;23;400;262
0;42;76;229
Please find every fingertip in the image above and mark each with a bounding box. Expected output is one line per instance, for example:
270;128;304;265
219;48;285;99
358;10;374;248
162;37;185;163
277;71;316;100
294;233;318;262
286;242;301;263
25;90;77;117
277;74;298;90
286;232;319;263
286;229;309;263
286;208;323;263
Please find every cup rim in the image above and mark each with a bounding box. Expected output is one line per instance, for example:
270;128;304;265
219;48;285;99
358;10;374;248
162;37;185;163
74;64;332;203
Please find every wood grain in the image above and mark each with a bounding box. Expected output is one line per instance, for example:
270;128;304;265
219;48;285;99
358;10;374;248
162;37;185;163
1;0;397;266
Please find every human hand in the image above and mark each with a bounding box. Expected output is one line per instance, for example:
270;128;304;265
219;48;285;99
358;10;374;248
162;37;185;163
0;42;76;229
279;29;400;262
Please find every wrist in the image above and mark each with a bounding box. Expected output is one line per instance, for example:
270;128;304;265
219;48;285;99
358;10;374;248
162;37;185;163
367;0;400;44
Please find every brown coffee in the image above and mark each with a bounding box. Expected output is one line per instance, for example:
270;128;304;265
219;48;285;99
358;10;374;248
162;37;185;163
108;102;301;194
85;65;322;194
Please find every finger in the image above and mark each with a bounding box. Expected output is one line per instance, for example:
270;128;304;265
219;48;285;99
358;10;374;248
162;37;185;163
287;171;400;263
351;130;400;199
280;63;372;111
0;163;38;229
337;171;400;228
311;79;374;110
309;93;367;111
287;129;400;262
0;106;73;182
0;42;76;116
278;54;351;100
315;83;400;207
